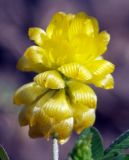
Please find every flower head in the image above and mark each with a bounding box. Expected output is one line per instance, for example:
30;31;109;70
14;12;115;144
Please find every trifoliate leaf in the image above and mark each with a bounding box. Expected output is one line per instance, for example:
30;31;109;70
103;154;129;160
69;127;104;160
104;129;129;159
113;154;129;160
90;127;104;160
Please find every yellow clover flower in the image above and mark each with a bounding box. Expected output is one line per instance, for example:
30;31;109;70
13;12;115;144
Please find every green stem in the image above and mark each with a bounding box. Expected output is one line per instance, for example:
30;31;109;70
52;138;59;160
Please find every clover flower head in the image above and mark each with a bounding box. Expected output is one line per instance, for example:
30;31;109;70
13;12;115;144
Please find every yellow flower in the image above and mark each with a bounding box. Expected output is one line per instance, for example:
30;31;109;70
13;12;115;144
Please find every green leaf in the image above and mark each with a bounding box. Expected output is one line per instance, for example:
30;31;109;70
0;145;9;160
69;127;104;160
124;155;129;160
90;127;104;160
104;129;129;158
103;154;129;160
112;154;129;160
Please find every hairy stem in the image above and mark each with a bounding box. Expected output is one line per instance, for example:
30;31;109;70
52;138;59;160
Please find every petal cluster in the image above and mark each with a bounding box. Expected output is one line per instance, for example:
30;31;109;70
14;12;115;144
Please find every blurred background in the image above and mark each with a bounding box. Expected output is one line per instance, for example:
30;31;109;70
0;0;129;159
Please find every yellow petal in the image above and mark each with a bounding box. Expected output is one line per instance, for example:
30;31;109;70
58;63;92;82
34;70;65;89
97;31;110;55
17;46;50;72
37;110;54;139
67;81;97;108
46;12;64;37
68;18;94;38
71;104;89;115
74;108;96;134
46;12;70;38
68;12;99;40
28;27;46;46
16;56;36;72
43;38;74;67
75;12;88;19
29;124;43;138
91;17;99;34
53;117;73;144
34;91;57;138
87;59;115;78
70;35;98;62
29;117;54;140
68;12;95;38
41;90;72;121
24;46;48;65
92;74;114;89
36;90;56;108
19;90;55;126
13;82;45;105
19;104;35;126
